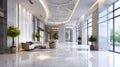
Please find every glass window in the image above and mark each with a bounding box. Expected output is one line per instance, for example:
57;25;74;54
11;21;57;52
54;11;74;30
99;9;107;17
108;19;113;50
88;23;92;27
108;5;113;13
114;16;120;52
115;0;120;9
114;9;120;17
88;18;92;22
99;15;107;23
108;12;113;19
99;21;109;50
88;27;92;45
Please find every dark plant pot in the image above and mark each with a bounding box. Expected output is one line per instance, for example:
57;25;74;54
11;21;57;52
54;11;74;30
78;41;81;45
90;45;94;50
10;47;16;53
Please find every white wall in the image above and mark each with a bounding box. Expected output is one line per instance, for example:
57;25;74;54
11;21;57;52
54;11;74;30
19;5;33;42
72;27;77;43
58;24;65;42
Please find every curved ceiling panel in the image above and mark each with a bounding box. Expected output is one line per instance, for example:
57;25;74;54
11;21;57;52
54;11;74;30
44;0;79;24
17;0;46;21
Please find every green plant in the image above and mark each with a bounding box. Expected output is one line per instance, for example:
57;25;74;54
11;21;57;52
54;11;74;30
89;35;96;50
53;32;58;39
7;26;20;47
78;36;81;40
35;32;41;41
89;35;96;42
78;36;81;44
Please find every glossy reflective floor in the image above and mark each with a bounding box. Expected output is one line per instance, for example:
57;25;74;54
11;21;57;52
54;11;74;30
0;42;120;67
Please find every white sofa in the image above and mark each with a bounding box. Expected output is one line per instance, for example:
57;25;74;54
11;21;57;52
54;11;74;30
21;41;42;50
21;43;35;50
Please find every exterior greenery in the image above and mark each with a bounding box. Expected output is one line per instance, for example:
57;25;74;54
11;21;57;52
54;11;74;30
52;32;58;39
7;26;20;46
110;29;120;46
89;35;96;42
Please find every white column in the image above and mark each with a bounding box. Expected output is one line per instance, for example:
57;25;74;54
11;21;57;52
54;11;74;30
72;27;77;43
58;24;65;42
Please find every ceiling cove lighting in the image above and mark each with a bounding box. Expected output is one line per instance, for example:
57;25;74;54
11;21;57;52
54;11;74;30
39;0;49;21
39;0;80;25
49;0;80;25
75;0;107;26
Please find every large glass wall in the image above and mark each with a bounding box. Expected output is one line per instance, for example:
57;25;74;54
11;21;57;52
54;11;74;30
82;16;92;45
114;0;120;52
82;21;88;45
99;0;120;52
98;8;110;50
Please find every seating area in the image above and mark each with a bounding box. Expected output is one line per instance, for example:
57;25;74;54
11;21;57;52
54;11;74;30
21;40;56;51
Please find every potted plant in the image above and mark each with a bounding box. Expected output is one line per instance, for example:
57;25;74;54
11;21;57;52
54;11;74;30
89;35;96;50
7;26;20;53
49;33;58;49
78;36;81;45
52;32;58;40
35;32;41;41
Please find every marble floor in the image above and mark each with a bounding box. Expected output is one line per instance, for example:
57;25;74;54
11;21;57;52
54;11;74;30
0;42;120;67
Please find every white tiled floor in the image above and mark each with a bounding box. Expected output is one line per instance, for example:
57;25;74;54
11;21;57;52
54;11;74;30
0;42;120;67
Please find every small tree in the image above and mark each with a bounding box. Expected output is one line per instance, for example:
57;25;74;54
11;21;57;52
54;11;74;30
78;36;81;40
89;35;96;45
35;32;41;41
78;36;81;44
89;35;96;50
89;35;96;42
7;26;20;47
53;32;58;40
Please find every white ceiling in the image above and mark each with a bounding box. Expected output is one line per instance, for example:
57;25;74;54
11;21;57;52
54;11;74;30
17;0;46;21
46;0;76;22
17;0;98;26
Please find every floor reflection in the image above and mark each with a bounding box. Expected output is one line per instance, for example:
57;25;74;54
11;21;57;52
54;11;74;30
0;43;120;67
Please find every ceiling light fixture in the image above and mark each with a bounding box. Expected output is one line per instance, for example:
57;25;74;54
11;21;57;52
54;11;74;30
75;0;107;26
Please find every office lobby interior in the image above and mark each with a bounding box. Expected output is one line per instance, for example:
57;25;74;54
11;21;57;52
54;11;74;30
0;0;120;67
